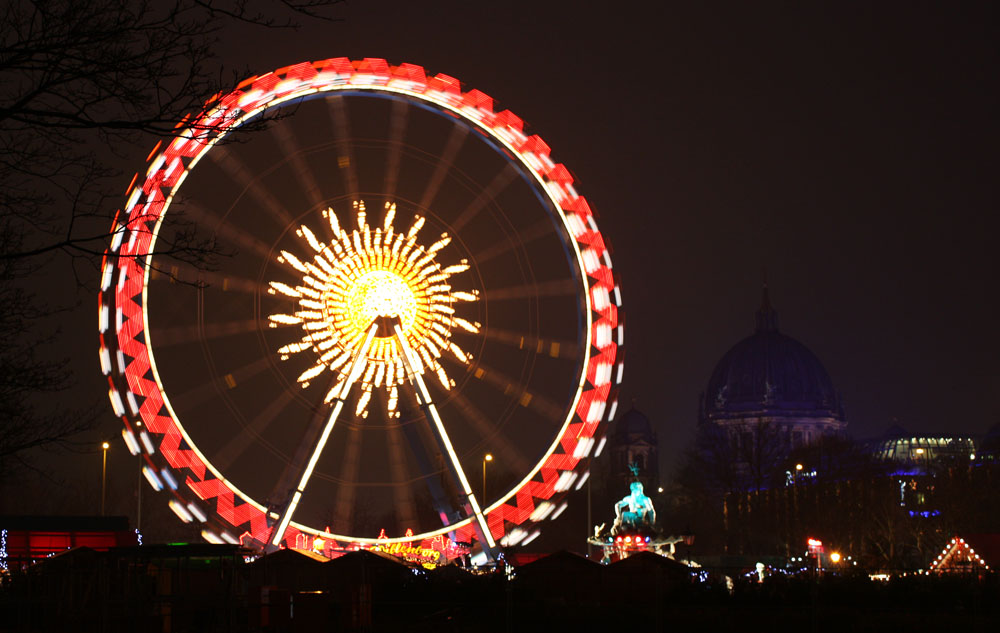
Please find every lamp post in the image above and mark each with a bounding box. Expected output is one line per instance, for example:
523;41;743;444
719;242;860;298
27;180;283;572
136;421;143;534
101;442;110;516
482;454;493;503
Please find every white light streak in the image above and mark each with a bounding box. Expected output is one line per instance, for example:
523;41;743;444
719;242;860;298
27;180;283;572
551;502;569;520
139;431;155;454
201;530;223;544
101;262;114;290
160;468;178;490
99;347;112;375
594;437;608;457
169;500;193;523
572;437;595;459
122;429;140;456
608;400;619;422
554;471;579;492
530;502;555;522
126;391;139;415
109;389;125;417
187;503;208;523
574;470;591;491
142;466;163;491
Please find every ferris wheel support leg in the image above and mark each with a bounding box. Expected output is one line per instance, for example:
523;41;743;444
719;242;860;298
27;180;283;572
268;323;379;549
392;323;498;560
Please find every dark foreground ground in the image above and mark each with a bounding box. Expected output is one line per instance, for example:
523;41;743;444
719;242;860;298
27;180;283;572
1;545;998;632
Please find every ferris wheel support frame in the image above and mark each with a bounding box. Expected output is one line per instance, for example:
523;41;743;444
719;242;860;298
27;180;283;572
268;317;496;557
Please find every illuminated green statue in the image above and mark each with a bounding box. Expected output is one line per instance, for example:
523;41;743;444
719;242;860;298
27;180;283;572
612;464;656;533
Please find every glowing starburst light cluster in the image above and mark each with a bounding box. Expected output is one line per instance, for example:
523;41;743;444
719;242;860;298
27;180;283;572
268;201;480;418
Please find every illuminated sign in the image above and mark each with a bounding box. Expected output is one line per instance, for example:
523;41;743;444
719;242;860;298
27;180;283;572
374;542;442;568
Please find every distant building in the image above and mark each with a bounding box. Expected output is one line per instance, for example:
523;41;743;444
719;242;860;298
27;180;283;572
607;406;660;492
867;424;977;467
698;287;847;465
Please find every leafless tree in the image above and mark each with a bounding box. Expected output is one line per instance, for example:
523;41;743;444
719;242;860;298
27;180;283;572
0;0;342;473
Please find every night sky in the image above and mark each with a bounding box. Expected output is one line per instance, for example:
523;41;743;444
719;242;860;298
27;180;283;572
5;2;998;541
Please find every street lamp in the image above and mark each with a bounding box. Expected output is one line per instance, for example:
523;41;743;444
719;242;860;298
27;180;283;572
483;454;493;503
135;421;142;533
101;442;110;516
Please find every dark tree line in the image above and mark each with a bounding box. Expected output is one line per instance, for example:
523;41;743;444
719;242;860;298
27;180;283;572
671;425;1000;569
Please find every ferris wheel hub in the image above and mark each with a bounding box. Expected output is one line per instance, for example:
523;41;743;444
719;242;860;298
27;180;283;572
343;269;417;337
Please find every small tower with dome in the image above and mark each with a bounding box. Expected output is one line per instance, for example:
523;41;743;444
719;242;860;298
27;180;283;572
608;405;660;492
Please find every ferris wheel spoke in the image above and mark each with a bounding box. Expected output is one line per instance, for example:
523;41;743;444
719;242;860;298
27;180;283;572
329;423;363;534
393;323;496;549
475;218;558;265
154;318;266;348
327;95;359;199
207;146;295;228
485;277;579;302
471;361;567;422
479;326;581;361
384;415;420;532
215;389;297;471
382;99;409;201
450;164;518;234
172;198;273;259
168;356;271;412
417;123;468;211
446;388;533;478
149;260;262;295
270;119;326;211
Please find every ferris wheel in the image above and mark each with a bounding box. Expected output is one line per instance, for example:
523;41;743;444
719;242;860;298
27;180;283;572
98;58;623;559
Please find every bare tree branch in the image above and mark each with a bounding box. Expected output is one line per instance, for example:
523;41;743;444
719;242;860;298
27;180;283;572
0;0;342;473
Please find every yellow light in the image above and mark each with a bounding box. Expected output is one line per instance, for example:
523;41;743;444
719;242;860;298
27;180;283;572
915;448;925;455
830;552;841;564
270;201;479;418
484;454;493;462
102;442;110;450
344;270;417;335
795;463;803;471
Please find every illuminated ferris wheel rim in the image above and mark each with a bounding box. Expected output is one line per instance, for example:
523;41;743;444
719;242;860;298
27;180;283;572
102;58;622;548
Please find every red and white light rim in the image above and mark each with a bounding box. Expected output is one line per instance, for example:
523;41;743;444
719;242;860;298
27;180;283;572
98;58;623;550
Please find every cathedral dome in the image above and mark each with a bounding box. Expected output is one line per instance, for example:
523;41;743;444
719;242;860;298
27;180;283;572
701;288;844;424
615;407;655;439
